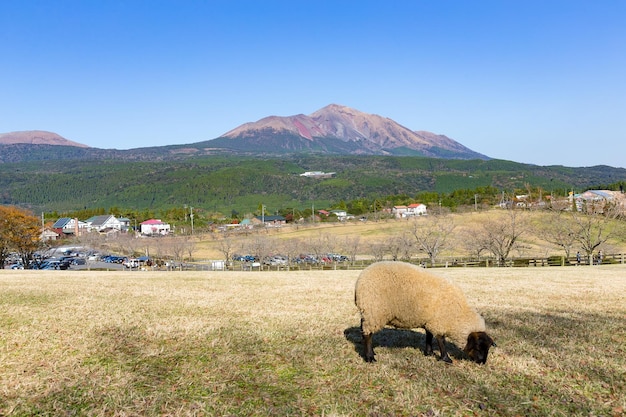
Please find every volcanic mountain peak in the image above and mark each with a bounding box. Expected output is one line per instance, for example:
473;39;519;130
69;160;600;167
219;104;487;159
0;130;89;148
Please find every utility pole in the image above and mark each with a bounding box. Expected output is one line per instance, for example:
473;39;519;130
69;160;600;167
190;206;194;235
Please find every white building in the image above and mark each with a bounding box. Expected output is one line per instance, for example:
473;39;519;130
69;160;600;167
140;219;171;235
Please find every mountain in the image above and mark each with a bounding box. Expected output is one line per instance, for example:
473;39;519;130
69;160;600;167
0;105;487;162
0;130;89;148
209;104;488;159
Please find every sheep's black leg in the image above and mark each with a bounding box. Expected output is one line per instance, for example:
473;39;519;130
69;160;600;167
436;335;453;363
362;332;376;362
424;330;435;356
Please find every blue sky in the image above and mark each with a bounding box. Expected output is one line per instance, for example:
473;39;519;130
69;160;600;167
1;1;625;168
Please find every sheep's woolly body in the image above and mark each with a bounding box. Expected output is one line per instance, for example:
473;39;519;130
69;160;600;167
355;261;485;346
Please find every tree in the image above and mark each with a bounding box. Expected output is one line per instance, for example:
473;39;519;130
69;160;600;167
571;211;613;263
409;214;455;266
477;209;528;265
342;236;361;264
216;235;237;264
537;210;578;258
0;206;42;266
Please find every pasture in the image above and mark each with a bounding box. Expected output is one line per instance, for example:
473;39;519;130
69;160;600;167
1;266;624;416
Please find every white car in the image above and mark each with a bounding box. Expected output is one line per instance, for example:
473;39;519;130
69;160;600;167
124;258;140;268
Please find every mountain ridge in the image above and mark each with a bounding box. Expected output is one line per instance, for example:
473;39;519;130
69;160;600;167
215;104;487;159
0;104;487;161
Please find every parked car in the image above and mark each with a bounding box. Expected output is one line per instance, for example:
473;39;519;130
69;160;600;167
9;263;24;270
233;254;256;262
34;260;71;270
123;258;140;268
263;255;288;266
103;255;127;264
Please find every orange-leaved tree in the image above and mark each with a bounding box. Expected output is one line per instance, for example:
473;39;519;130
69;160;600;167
0;206;42;266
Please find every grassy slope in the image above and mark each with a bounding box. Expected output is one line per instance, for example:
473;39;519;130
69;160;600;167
1;267;624;416
191;210;626;260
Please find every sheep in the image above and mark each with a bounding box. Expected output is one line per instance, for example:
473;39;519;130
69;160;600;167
354;261;495;364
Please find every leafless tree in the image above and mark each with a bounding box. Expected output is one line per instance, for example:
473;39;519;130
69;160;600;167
477;209;528;265
370;241;387;262
342;236;361;263
306;233;335;260
77;232;106;255
244;235;272;269
114;233;143;258
386;236;402;261
536;210;578;258
184;237;197;262
384;233;413;261
457;229;488;261
216;235;237;263
409;214;455;266
282;237;304;268
571;211;613;263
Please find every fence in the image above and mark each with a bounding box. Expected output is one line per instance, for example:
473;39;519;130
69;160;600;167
183;253;626;272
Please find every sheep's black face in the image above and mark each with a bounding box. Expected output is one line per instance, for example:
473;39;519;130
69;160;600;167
464;332;496;364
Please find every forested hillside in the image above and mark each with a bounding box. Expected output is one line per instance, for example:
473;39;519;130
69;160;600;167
1;155;625;216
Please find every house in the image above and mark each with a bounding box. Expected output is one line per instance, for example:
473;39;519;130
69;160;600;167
140;219;171;235
392;203;427;218
40;229;60;241
118;217;132;232
392;205;408;218
576;190;626;214
330;209;353;220
85;215;124;233
406;203;427;216
253;215;286;227
52;217;88;236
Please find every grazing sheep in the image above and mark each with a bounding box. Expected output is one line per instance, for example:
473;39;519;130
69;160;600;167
355;261;495;364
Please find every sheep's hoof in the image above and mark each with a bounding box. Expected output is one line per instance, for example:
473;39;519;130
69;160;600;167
364;355;376;363
441;356;453;364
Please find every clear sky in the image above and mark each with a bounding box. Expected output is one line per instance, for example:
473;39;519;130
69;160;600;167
1;1;625;168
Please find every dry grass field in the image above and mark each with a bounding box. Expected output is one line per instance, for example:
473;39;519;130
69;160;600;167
191;211;626;261
1;266;624;416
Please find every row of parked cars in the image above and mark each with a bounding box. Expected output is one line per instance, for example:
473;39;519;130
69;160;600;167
4;248;127;270
232;253;350;266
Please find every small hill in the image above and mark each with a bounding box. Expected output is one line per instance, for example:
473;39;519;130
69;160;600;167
0;131;89;148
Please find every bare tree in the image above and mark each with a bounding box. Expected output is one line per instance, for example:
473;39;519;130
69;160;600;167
342;236;361;263
306;233;335;261
217;235;237;263
184;237;197;262
114;233;143;259
386;236;403;261
244;234;272;269
571;211;613;263
409;214;455;266
370;241;387;262
478;209;528;265
458;229;488;261
282;237;304;268
537;210;578;258
397;232;414;261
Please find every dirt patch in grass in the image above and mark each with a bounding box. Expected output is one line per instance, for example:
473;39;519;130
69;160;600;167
0;267;624;416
